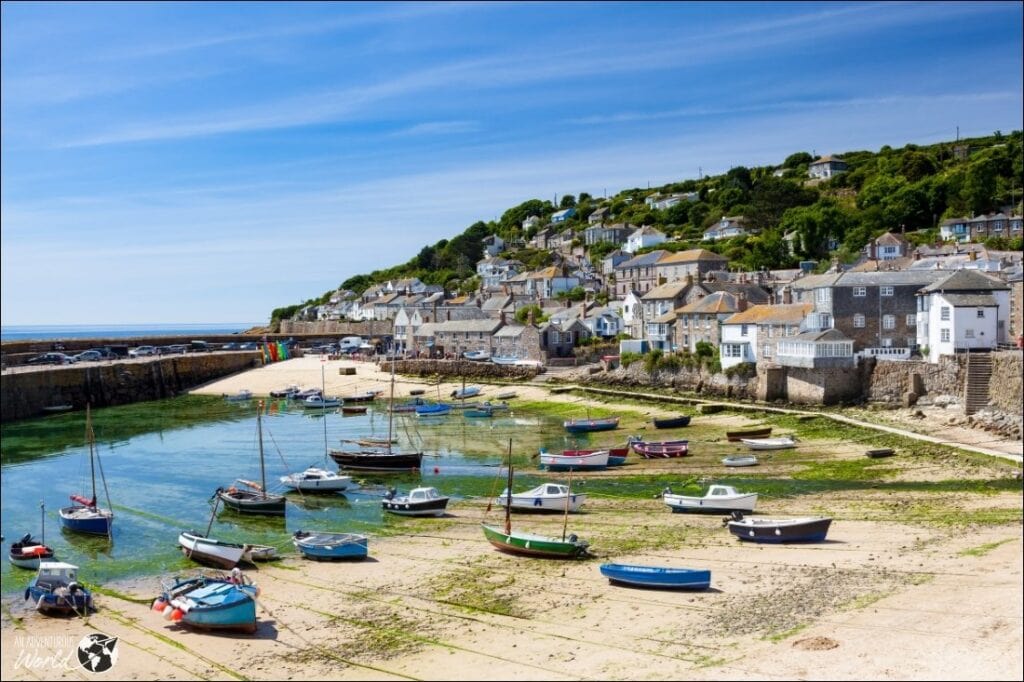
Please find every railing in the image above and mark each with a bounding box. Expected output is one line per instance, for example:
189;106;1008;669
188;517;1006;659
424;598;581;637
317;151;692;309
859;347;912;360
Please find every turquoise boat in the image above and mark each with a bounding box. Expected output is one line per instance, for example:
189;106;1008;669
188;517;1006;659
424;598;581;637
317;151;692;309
158;574;258;633
463;406;494;418
293;531;368;560
600;563;711;590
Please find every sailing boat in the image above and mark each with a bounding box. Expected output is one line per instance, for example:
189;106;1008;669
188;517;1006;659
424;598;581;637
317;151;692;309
216;402;287;515
281;366;354;492
481;440;590;559
329;345;423;472
59;405;114;536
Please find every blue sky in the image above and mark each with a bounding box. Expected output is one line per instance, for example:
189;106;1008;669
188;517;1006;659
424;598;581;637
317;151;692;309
2;1;1022;325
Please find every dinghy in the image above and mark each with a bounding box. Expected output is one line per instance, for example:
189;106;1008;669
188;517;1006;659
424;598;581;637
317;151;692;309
600;563;711;590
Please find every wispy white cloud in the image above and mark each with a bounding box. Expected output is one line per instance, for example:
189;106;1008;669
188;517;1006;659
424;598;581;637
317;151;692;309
389;120;481;137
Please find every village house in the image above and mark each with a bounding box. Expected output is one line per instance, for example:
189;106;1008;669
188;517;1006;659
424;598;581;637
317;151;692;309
719;303;812;369
522;215;541;231
482;234;505;257
702;216;749;241
623;225;667;254
640;281;692;347
620;291;642;337
525;266;581;299
550;207;576;224
915;270;1011;362
776;329;856;368
867;232;911;261
580;305;625;339
654;249;729;283
614;250;667;298
588;206;610;225
602;249;630;275
431;319;505;358
539;319;592;360
492;322;543;363
583;222;632;246
645;192;698;210
808;155;848;179
674;291;747;353
476;256;520;289
940;212;1023;243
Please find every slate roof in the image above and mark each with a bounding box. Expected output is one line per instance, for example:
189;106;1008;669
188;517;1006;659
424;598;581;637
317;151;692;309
920;270;1009;292
722;303;812;325
656;249;728;265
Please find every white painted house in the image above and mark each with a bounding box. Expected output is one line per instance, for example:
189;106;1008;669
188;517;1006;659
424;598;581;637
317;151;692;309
808;155;848;179
623;226;667;254
719;303;812;370
915;270;1011;363
703;216;749;241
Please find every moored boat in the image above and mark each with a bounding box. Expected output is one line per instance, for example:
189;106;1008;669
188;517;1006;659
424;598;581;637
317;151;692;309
539;448;609;471
494;483;586;513
451;385;482;399
415;403;451;417
562;447;629;466
9;534;56;570
662;484;758;514
463;406;494;418
329;449;423;472
726;427;773;442
279;467;354;492
725;512;832;543
60;406;114;536
628;437;689;458
178;531;247;569
269;385;300;398
563;417;619;433
482;524;589;558
653;415;691;429
341;405;368;414
24;562;92;616
463;350;490;361
494;391;517;400
741;436;796;450
216;404;287;516
382;486;450;517
722;455;759;467
342;391;378;403
157;572;258;633
224;389;253;402
292;531;368;560
600;563;711;590
303;395;341;409
866;448;896;458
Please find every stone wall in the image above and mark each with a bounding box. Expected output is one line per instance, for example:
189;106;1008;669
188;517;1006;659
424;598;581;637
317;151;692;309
990;351;1023;415
280;320;393;336
580;361;759;400
388;359;541;381
863;356;964;404
1;353;260;422
784;366;864;405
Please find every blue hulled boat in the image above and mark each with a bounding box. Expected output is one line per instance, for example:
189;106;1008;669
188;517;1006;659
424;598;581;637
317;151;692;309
599;563;711;590
158;573;259;633
25;562;93;615
563;417;619;433
292;531;368;560
415;403;451;417
60;406;114;536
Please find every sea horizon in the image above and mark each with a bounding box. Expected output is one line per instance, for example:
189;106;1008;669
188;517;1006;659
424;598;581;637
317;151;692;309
0;322;262;342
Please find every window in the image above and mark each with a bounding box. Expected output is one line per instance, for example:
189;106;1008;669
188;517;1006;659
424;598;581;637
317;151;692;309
965;329;975;338
741;324;748;337
940;306;950;321
906;314;916;326
883;315;895;330
880;286;894;297
940;328;950;342
853;287;866;297
815;288;831;303
723;344;744;358
976;309;985;318
762;343;773;358
853;314;865;328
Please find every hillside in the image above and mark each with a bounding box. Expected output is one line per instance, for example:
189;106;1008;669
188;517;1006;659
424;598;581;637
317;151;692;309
271;131;1023;324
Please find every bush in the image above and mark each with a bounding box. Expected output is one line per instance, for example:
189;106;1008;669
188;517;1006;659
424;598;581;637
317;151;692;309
724;362;756;379
620;351;642;368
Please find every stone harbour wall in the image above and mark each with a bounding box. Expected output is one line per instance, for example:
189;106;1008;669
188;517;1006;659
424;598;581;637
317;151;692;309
579;361;759;400
389;359;541;381
989;351;1023;416
863;356;964;405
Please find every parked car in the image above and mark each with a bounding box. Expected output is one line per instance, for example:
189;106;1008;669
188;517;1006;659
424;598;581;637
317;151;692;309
221;342;241;351
128;345;157;358
190;340;212;353
74;350;104;362
168;344;189;354
27;352;77;365
87;348;117;359
238;342;258;350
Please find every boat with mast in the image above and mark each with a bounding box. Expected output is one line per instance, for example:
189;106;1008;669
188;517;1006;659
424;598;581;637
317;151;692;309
59;405;114;536
281;366;353;492
482;440;590;558
215;402;286;516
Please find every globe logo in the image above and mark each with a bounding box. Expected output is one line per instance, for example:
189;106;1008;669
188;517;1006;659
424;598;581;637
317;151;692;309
76;633;119;673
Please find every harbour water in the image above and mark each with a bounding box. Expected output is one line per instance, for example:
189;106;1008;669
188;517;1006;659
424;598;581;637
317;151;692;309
0;323;260;342
0;395;628;591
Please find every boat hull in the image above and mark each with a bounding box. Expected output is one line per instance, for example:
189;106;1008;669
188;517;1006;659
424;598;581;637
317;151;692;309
539;450;609;471
600;563;710;589
563;418;619;433
482;524;588;558
162;578;258;633
728;517;832;543
866;448;895;458
217;490;287;516
496;494;586;513
58;506;113;535
178;532;247;569
382;497;449;517
726;428;772;442
25;584;92;615
630;440;689;458
329;451;423;472
293;532;368;560
741;437;795;450
653;416;691;429
663;493;758;514
722;456;759;467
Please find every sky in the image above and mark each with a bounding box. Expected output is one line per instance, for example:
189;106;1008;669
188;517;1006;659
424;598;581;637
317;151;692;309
2;2;1022;326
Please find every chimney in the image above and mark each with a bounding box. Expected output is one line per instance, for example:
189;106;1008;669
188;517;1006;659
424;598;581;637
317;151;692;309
500;311;506;326
447;309;451;321
868;239;876;260
782;287;792;305
581;301;587;319
737;293;749;312
685;273;693;288
969;250;977;262
527;309;536;326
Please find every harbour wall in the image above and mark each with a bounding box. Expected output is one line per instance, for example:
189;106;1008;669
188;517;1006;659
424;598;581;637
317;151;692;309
0;353;260;423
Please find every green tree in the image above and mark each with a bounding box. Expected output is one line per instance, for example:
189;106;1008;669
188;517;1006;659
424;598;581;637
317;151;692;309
783;151;813;168
515;304;547;325
560;194;577;209
961;159;997;214
745;176;818;231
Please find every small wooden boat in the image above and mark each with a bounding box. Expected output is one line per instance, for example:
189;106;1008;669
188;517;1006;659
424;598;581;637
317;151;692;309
158;573;258;633
481;401;510;411
382;486;450;517
279;467;354;492
495;483;586;513
304;395;340;409
629;438;689;458
293;531;368;560
409;389;426;396
9;534;56;570
726;427;772;442
482;524;589;558
448;401;481;410
564;417;619;433
600;563;711;590
416;403;451;417
722;455;759;467
463;406;494;418
291;387;322;400
342;391;378;403
269;385;300;398
741;436;795;450
329;449;423;472
451;385;482;399
341;405;368;414
178;531;247;569
244;545;278;562
866;448;896;459
60;407;114;536
389;398;425;413
216;407;287;516
663;484;757;513
726;512;832;543
653;415;691;429
539;449;609;471
562;447;629;466
24;562;92;616
224;390;253;402
494;391;517;400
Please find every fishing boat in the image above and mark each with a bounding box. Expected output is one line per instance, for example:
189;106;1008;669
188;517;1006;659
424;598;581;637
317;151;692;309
416;403;451;417
726;513;832;543
662;484;758;514
9;502;55;570
292;531;368;560
451;385;482;399
341;404;368;414
653;415;691;429
725;427;773;442
741;436;796;450
494;391;517;400
563;417;619;433
303;395;341;409
628;437;690;458
342;391;378;403
157;572;259;633
463;350;490;361
448;401;481;410
269;385;300;398
483;445;590;559
216;403;286;516
382;486;450;517
866;448;896;459
24;562;92;616
539;448;609;471
722;455;759;467
409;389;426;396
178;531;248;569
389;398;425;413
291;387;322;401
59;405;114;536
463;406;494;418
481;401;510;411
279;467;354;492
494;483;586;513
600;563;711;590
224;389;253;402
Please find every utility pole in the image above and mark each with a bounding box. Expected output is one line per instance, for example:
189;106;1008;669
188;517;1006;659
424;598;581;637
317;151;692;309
956;126;959;142
698;166;702;180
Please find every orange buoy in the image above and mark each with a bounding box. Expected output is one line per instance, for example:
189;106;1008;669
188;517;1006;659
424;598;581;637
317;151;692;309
170;608;184;622
152;598;166;612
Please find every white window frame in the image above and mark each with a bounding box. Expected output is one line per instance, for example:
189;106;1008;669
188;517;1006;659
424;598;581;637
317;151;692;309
880;286;894;297
906;314;916;327
940;306;951;321
853;287;866;297
940;328;950;342
976;309;985;318
882;314;896;330
853;314;865;328
965;329;975;338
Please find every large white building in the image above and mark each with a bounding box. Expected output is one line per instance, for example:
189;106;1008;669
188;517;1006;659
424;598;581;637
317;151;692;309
915;270;1010;362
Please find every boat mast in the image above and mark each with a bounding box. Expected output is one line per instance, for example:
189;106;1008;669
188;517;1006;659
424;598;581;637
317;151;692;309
387;348;396;455
321;364;328;459
257;402;267;497
562;467;574;541
40;500;45;545
86;404;97;505
504;438;513;535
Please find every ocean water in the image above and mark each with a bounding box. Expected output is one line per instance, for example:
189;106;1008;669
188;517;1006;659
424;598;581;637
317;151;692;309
0;395;620;591
0;323;260;342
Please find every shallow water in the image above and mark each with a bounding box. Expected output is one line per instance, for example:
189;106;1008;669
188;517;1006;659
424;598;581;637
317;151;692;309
0;395;614;590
